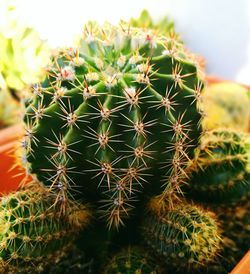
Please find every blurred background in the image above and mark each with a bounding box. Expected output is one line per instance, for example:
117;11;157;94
0;0;250;84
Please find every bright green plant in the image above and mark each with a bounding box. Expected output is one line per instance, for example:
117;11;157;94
0;1;49;93
142;197;222;271
0;0;49;127
22;21;205;228
130;10;175;36
0;182;90;273
186;129;250;204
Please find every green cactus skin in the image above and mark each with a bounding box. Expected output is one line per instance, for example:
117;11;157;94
186;129;250;204
22;21;204;228
142;198;222;271
129;10;176;37
0;182;90;273
103;246;163;274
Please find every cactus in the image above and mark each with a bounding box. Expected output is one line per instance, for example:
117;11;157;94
130;10;175;36
186;129;250;204
142;197;222;271
22;21;204;228
45;245;94;274
0;182;90;273
103;246;163;274
202;82;250;132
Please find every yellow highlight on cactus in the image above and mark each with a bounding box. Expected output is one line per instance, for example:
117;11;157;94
202;82;250;132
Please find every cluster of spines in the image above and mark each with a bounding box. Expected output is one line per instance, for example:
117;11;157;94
103;246;162;274
186;129;250;204
22;21;204;228
0;182;90;272
142;197;222;270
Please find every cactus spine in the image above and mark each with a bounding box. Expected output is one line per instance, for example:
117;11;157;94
186;129;250;204
22;21;204;228
103;246;162;274
0;182;90;273
142;197;222;271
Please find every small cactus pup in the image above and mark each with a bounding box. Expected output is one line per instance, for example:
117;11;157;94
185;129;250;204
103;246;163;274
141;197;222;271
23;21;205;228
0;182;90;273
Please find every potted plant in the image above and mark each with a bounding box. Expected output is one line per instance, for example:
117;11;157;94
0;11;249;274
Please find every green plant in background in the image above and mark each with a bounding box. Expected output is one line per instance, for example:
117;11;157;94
0;182;90;274
202;82;250;132
0;78;19;127
185;129;250;204
0;0;49;127
22;21;205;228
103;246;162;274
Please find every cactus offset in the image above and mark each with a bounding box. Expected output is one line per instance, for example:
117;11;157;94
0;182;90;273
103;246;162;274
186;129;250;204
142;197;222;271
22;21;204;228
202;82;250;132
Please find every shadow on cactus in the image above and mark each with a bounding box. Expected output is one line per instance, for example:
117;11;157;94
0;182;90;273
22;21;205;228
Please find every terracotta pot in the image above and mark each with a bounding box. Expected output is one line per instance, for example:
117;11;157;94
230;250;250;274
0;124;30;195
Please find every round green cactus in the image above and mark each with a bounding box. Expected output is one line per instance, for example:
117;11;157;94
103;246;162;274
0;182;90;273
142;197;222;271
202;82;250;132
22;21;204;228
186;129;250;204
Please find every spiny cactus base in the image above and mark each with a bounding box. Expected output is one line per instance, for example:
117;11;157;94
142;198;222;271
186;129;250;204
22;21;204;228
0;182;90;273
103;246;162;274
